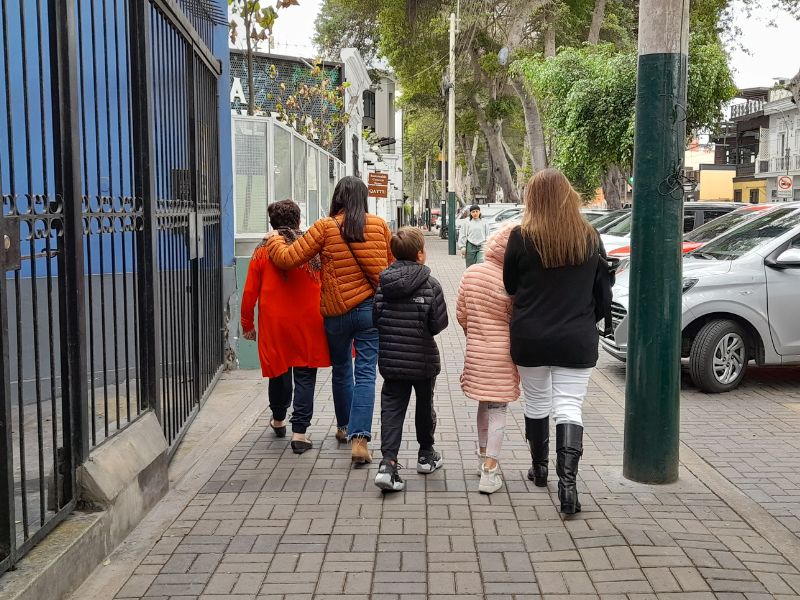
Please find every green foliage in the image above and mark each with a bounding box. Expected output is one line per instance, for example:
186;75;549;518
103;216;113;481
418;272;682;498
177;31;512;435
485;96;518;121
512;33;736;197
313;0;382;62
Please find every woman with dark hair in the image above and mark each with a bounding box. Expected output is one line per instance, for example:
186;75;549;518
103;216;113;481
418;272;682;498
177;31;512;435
503;169;612;515
266;176;394;464
241;199;330;454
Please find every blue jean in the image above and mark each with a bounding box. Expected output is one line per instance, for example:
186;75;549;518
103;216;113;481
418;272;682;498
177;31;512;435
324;298;379;440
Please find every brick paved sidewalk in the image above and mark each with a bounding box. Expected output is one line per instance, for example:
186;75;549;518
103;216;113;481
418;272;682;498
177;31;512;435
92;238;800;600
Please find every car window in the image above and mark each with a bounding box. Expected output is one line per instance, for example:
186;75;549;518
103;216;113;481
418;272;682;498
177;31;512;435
693;208;800;260
791;236;800;250
701;209;732;223
495;208;521;223
592;212;627;230
684;210;754;243
683;214;696;233
604;214;633;236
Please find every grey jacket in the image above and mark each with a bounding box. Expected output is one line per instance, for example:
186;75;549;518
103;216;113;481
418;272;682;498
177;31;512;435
458;218;490;251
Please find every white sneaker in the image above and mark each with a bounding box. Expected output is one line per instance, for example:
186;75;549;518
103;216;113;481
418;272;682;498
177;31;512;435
479;463;503;494
477;451;486;477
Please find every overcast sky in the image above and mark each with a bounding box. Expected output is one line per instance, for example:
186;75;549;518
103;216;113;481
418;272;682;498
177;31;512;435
264;0;799;89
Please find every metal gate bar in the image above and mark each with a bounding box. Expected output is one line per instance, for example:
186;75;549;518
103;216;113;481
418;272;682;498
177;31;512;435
0;0;223;575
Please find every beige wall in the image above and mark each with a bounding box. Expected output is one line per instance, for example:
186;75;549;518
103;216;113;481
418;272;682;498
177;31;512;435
699;168;735;201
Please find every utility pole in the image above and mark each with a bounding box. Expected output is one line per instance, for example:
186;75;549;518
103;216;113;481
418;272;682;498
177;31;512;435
411;160;416;225
447;11;457;254
623;0;689;484
425;154;430;229
440;127;447;239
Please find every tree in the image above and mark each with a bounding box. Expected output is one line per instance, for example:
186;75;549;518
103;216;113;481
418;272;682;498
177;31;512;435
314;0;382;63
267;60;353;151
513;35;737;206
229;0;300;115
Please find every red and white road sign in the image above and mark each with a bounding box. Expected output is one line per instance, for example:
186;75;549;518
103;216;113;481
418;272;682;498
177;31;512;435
778;175;794;199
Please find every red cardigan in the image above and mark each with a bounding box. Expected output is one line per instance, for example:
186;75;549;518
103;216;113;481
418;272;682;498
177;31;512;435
240;245;330;378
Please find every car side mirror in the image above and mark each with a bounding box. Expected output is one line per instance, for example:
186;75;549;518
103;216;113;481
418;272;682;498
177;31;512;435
767;248;800;269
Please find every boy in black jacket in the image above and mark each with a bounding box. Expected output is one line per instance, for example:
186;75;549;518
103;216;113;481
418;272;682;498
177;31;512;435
373;227;449;492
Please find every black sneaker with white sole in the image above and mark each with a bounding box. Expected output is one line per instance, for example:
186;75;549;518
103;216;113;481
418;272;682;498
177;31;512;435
417;448;443;474
374;459;405;492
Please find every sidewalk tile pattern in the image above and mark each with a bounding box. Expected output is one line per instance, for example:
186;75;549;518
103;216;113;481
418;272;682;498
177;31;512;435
114;236;800;600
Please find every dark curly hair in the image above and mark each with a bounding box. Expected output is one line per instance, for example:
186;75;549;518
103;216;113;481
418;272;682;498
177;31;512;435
268;199;301;230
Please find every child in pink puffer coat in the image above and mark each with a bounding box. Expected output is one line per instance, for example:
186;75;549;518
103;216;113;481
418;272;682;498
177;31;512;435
456;223;520;494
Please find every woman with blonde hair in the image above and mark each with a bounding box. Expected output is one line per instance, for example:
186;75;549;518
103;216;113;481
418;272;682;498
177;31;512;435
503;168;612;514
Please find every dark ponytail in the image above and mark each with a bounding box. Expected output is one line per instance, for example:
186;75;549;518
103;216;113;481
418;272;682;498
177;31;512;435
329;176;368;242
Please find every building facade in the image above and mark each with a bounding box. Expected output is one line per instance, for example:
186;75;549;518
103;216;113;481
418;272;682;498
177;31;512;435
756;87;800;201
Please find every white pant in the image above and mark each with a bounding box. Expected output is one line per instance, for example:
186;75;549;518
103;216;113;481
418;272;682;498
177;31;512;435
518;366;592;426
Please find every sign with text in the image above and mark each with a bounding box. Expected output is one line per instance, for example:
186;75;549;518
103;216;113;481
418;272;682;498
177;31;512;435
778;175;794;198
368;172;389;198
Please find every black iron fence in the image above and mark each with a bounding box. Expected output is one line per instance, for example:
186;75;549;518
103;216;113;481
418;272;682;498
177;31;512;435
0;0;223;575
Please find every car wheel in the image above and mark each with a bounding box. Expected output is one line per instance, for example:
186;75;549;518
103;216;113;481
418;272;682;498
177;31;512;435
689;320;749;393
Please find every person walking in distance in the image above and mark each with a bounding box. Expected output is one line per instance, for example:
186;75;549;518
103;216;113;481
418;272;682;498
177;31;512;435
240;200;330;454
503;169;612;514
456;223;519;494
458;204;490;267
267;177;393;464
372;228;449;491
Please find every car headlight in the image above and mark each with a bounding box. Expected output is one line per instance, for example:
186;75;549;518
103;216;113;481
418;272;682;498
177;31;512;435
682;277;698;293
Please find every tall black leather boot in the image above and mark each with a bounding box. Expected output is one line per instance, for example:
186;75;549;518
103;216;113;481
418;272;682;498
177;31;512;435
556;423;583;515
525;417;549;487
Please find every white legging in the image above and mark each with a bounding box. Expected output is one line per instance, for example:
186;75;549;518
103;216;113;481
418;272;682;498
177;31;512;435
518;366;592;426
477;402;508;459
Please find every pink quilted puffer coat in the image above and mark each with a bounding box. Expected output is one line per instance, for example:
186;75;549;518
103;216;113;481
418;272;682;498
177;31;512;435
456;224;520;403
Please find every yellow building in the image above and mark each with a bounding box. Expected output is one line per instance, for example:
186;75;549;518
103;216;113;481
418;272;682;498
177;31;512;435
733;178;767;203
698;164;736;202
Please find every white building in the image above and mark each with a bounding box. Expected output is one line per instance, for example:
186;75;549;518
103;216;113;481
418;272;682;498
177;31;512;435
755;86;800;201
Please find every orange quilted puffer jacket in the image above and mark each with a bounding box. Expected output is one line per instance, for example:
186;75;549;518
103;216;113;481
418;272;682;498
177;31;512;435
266;213;394;317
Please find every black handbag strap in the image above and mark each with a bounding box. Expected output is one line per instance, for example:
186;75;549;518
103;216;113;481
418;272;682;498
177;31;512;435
333;216;378;291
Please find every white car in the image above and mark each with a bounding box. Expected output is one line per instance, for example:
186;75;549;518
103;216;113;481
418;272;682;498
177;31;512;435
601;203;800;392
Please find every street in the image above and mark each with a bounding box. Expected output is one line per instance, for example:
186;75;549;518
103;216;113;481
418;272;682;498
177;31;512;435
72;236;800;600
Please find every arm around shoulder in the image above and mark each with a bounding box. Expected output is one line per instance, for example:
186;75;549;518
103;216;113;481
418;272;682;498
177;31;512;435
267;219;325;269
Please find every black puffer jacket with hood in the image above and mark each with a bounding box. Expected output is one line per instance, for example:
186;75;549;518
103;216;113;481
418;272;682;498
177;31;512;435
373;260;449;380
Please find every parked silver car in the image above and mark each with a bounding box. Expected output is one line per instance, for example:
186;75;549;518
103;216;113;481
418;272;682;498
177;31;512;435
601;203;800;392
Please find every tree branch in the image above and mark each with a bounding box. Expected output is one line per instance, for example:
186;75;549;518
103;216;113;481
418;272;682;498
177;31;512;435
587;0;607;45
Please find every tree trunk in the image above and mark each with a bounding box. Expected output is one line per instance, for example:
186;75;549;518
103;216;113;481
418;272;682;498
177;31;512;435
510;78;548;174
478;117;520;204
486;150;497;203
601;164;626;209
544;10;556;58
246;18;255;116
461;133;481;201
587;0;607;45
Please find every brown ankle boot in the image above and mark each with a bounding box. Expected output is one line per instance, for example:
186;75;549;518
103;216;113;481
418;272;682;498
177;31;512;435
335;427;348;444
351;437;372;464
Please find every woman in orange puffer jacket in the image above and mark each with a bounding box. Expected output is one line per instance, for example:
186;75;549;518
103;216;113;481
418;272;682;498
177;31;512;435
267;176;394;464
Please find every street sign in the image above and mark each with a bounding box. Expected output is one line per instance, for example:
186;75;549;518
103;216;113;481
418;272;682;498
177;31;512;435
778;175;793;199
368;172;388;198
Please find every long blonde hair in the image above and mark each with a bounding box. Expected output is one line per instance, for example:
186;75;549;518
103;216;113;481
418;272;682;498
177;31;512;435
520;169;598;269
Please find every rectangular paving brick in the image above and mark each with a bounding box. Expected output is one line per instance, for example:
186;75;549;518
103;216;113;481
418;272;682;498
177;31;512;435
91;238;800;600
